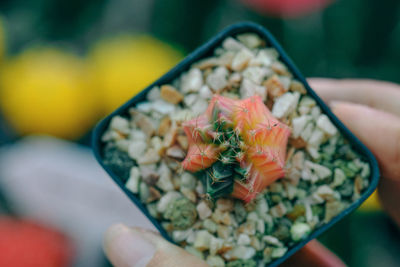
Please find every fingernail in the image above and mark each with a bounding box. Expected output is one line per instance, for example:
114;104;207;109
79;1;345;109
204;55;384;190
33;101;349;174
104;224;156;267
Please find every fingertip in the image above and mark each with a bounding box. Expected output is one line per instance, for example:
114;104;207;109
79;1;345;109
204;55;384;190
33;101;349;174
103;224;156;267
103;223;129;252
328;100;371;120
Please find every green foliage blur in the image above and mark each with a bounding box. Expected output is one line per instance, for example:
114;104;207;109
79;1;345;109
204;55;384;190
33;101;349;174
2;0;399;82
0;0;399;266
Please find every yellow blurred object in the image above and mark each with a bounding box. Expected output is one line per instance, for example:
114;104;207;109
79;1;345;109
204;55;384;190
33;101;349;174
0;48;99;140
359;190;382;212
87;35;183;114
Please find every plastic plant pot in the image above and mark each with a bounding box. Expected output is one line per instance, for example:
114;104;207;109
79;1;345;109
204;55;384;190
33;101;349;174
92;22;380;266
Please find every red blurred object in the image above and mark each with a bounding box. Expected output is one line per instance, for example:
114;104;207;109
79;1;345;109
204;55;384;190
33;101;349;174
0;217;74;267
241;0;334;17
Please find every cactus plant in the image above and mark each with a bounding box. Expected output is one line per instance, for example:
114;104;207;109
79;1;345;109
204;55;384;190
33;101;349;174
182;95;291;202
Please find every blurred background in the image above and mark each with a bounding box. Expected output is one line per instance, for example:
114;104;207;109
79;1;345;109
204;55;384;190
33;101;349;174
0;0;399;266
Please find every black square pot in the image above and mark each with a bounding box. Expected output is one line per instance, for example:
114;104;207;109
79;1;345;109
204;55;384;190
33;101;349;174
92;22;380;266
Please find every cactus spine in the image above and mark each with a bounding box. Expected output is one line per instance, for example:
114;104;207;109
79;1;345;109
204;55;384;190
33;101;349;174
182;95;290;202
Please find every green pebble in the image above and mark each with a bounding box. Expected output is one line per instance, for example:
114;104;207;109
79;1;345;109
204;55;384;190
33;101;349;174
164;197;197;230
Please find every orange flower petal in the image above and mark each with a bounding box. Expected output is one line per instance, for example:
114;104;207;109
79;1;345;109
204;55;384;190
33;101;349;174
182;143;221;172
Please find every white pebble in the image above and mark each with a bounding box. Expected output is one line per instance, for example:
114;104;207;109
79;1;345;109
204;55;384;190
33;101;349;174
279;76;291;90
173;229;193;243
317;114;338;136
310;106;321;119
255;198;269;217
136;102;153;113
128;141;147;160
156;163;174;191
222;37;245;51
156;191;181;213
308;128;325;148
231;49;254;71
206;255;225;267
209;236;224;255
110;116;130;134
240;78;267;101
183;94;198;107
250;48;278;67
314;185;339;202
194;230;213;250
199;85;213;99
152;100;175;115
130;129;147;141
181;68;203;93
332;168;346;187
237;234;251;246
272;92;300;119
191;99;209;116
125;167;141;193
224;246;256;260
256;219;265;234
197;201;212;220
305;160;332;180
292;115;311;138
271;247;287;259
147;86;161;101
242;66;268;84
290;222;311;241
263;235;283;247
237;33;263;49
270;202;287;218
292;151;305;170
181;172;197;189
206;67;228;91
306;146;320;160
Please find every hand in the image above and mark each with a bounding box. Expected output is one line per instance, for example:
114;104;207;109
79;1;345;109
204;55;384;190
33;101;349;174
103;224;344;267
103;224;208;267
309;78;400;226
103;79;400;267
285;78;400;266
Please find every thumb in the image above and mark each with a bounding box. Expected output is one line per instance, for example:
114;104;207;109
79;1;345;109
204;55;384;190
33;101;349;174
103;224;208;267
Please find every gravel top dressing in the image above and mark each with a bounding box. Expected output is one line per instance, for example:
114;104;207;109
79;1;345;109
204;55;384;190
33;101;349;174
99;31;373;266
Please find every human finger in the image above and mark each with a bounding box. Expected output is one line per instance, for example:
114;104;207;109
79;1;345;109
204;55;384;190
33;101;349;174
103;224;208;267
308;78;400;117
281;240;346;267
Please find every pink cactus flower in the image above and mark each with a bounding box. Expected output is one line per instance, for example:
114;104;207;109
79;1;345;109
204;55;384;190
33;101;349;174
182;95;290;202
241;0;334;17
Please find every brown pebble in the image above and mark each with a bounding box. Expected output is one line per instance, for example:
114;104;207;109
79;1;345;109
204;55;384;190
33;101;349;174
177;135;189;150
158;116;172;136
289;136;307;149
140;166;160;185
160;85;184;104
130;110;155;137
147;187;161;202
290;80;307;94
218;244;233;255
264;75;287;99
271;61;292;77
163;126;178;148
137;148;160;165
166;145;186;160
181;188;197;203
216;198;234;212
